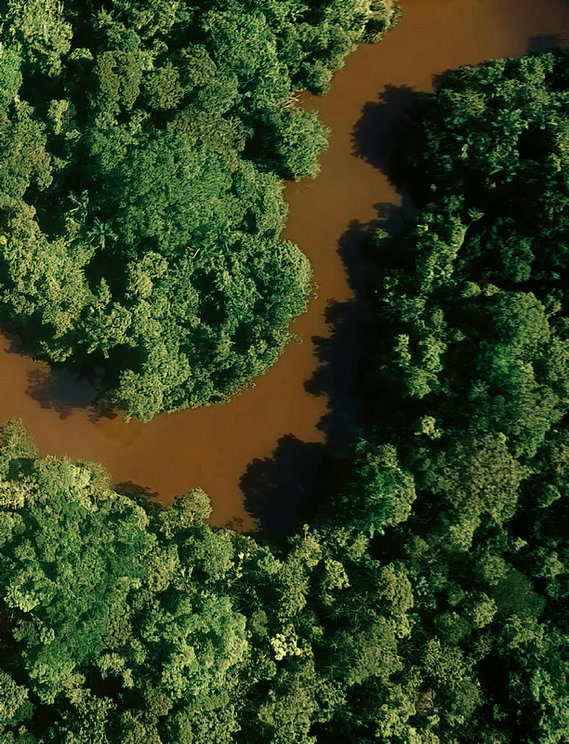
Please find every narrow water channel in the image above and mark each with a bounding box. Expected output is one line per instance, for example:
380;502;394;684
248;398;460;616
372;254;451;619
0;0;568;529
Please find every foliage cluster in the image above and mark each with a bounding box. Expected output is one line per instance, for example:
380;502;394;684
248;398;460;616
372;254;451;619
0;0;398;420
354;49;569;742
0;50;568;744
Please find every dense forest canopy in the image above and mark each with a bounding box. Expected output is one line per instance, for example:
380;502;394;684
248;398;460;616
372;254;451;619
0;0;399;420
1;49;569;743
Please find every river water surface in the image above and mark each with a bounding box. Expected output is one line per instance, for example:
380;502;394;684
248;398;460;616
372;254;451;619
1;0;568;529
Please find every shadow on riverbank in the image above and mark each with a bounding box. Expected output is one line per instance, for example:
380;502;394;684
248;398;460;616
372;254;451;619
352;83;423;220
240;85;423;539
26;367;99;420
240;436;327;540
1;330;105;420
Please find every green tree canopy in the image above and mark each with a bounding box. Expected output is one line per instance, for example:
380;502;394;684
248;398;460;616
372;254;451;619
0;0;399;419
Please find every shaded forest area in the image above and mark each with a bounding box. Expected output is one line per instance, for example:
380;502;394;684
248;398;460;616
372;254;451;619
0;0;398;420
1;49;568;743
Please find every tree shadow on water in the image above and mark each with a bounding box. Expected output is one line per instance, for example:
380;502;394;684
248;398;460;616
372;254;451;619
242;204;415;539
241;436;328;542
352;83;425;215
306;219;381;451
2;329;113;421
115;481;161;509
352;85;427;224
527;33;569;53
241;88;424;539
287;84;427;493
352;84;421;172
26;367;99;420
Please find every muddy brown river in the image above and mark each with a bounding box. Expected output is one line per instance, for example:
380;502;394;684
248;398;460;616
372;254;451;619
1;0;568;530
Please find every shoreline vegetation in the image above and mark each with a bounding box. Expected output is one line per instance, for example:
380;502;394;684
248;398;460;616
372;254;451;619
1;32;568;743
0;0;399;421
